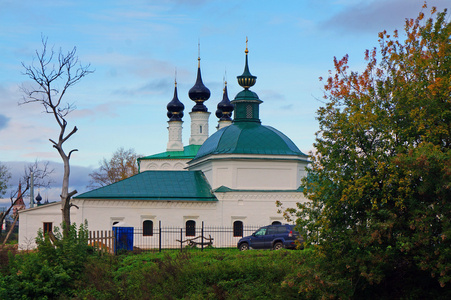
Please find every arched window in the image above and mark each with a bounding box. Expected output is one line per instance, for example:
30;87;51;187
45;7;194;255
186;220;196;237
233;221;243;237
272;221;282;225
143;220;153;236
199;125;203;133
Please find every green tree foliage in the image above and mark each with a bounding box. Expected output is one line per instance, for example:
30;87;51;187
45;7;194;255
291;5;451;297
88;147;140;188
0;223;90;299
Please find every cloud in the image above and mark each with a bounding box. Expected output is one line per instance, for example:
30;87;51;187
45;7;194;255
70;102;120;120
112;78;173;96
320;0;450;33
138;79;173;94
259;89;286;102
87;52;179;81
0;114;10;130
0;160;93;206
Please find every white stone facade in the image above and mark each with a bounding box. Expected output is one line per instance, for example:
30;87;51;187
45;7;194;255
217;120;232;130
18;190;306;249
166;121;184;151
188;154;309;190
189;111;210;145
139;159;188;171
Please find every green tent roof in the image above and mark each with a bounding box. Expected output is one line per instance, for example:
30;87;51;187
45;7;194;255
74;170;216;201
138;144;201;161
192;122;307;161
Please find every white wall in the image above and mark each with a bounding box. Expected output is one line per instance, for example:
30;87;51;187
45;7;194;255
18;191;307;249
189;155;308;190
18;202;68;250
139;159;189;171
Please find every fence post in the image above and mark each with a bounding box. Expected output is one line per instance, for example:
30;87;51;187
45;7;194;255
201;221;204;251
111;230;115;255
159;221;162;253
180;228;183;251
101;230;104;252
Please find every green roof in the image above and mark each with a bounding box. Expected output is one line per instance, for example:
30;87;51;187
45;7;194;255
193;122;307;161
138;144;201;161
75;170;217;201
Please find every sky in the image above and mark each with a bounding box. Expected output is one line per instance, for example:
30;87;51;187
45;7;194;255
0;0;449;205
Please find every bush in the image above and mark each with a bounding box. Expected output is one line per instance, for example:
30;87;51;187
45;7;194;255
0;222;92;299
73;249;304;299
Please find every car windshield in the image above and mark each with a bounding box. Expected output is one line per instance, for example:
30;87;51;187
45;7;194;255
254;228;267;236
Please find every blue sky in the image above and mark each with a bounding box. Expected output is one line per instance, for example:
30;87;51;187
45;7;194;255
0;0;449;203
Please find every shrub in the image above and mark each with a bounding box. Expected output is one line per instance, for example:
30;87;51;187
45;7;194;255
0;222;92;299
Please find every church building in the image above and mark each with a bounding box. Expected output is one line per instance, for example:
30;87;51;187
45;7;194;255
18;44;309;249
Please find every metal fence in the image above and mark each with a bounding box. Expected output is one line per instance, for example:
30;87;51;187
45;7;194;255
90;222;262;254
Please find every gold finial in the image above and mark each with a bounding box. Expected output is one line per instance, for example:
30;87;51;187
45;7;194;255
245;36;249;54
175;68;177;86
198;39;201;67
224;70;227;88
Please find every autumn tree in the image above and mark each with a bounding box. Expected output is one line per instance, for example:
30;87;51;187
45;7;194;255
288;5;451;298
21;37;93;235
88;147;140;188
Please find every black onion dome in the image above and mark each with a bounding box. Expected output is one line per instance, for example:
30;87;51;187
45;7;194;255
216;82;234;121
35;192;42;203
188;58;210;112
167;81;184;121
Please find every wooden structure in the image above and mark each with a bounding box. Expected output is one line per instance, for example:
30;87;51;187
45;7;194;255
177;235;214;248
88;230;114;254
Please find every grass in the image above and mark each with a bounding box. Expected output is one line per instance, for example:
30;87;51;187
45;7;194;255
74;248;305;299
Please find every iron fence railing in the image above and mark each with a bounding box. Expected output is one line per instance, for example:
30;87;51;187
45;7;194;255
91;222;262;254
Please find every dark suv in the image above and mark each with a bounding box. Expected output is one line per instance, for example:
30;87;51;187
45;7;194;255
237;224;302;251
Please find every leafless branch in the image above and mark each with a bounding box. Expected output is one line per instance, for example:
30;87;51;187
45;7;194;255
19;35;93;234
68;149;78;160
0;160;54;236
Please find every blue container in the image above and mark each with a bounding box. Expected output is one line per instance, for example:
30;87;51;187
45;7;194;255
113;226;134;253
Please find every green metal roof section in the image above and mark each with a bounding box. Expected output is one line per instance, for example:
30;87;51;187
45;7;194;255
192;122;307;161
74;170;217;201
138;144;202;161
214;185;304;193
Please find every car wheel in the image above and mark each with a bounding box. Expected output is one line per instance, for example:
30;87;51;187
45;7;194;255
239;243;249;251
273;242;283;250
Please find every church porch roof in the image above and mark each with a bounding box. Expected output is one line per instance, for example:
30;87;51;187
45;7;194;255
75;170;216;201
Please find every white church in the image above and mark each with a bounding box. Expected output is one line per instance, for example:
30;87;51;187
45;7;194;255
18;45;310;249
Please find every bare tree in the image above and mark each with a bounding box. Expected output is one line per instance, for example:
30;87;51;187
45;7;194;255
20;36;93;235
0;161;53;242
0;162;11;197
88;148;140;189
